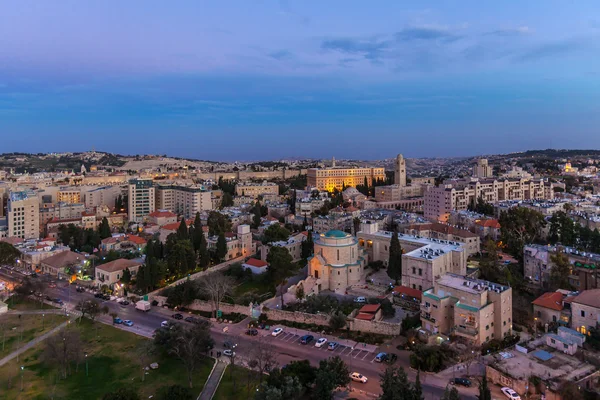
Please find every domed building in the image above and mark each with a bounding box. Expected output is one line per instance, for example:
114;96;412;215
308;230;366;293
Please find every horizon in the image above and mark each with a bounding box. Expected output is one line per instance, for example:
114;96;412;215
2;1;600;159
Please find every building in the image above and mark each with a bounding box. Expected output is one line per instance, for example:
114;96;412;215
235;181;279;198
40;250;84;277
570;289;600;335
39;202;85;233
100;234;147;252
128;179;155;222
96;258;142;288
421;273;512;345
354;303;383;321
307;230;367;293
148;210;177;227
206;224;253;261
524;245;600;290
307;166;386;192
473;159;493;178
155;184;212;219
374;184;424;202
403;222;480;257
357;222;467;291
260;232;306;263
8;191;40;240
57;189;81;204
394;154;407;187
83;186;123;208
532;291;572;326
424;178;553;222
474;219;501;240
241;258;268;274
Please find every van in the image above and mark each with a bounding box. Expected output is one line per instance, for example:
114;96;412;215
375;352;387;362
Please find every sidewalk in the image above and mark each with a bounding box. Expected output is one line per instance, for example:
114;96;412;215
0;319;70;367
197;359;227;400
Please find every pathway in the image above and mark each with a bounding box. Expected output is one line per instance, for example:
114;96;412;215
0;320;70;367
197;359;227;400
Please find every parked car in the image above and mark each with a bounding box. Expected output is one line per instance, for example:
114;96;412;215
300;335;314;345
246;329;259;336
53;298;63;305
350;372;368;383
501;387;521;400
450;377;472;387
328;342;339;351
119;300;130;306
315;338;328;348
161;321;169;328
172;313;183;320
113;318;123;324
272;327;284;337
385;353;398;364
102;294;111;301
223;349;235;357
354;296;366;303
375;352;388;362
123;320;134;327
224;340;237;349
184;316;197;323
76;287;85;293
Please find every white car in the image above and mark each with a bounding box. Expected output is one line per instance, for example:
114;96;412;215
272;327;284;337
354;296;366;303
501;387;521;400
315;338;328;348
350;372;368;383
223;349;235;357
160;321;169;328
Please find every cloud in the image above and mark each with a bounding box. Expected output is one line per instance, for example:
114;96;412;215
268;50;293;60
484;26;532;37
514;38;590;62
395;26;462;43
321;37;390;61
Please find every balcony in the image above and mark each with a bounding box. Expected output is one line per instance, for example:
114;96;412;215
421;303;431;312
421;313;436;323
454;326;478;338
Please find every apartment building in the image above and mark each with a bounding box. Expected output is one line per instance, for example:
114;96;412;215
39;202;86;233
155;184;212;219
260;232;307;263
206;224;254;261
307;166;386;192
235;181;279;198
357;222;466;291
570;289;600;335
128;179;155;222
57;189;81;204
403;222;480;257
424;178;553;222
8;191;40;240
83;186;123;208
421;273;512;344
374;184;424;202
524;244;600;290
473;159;493;178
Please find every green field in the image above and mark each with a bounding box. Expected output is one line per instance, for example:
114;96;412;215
0;319;213;400
0;313;69;359
214;364;260;400
7;296;57;311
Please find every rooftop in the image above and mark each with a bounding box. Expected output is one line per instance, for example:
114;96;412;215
323;230;349;239
572;289;600;309
97;258;142;273
437;273;510;295
243;258;268;268
532;291;565;311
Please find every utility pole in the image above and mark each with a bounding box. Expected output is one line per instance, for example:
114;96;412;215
20;366;24;391
85;353;88;377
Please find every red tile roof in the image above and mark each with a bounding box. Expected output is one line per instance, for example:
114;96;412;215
149;210;177;218
244;258;268;268
355;312;376;321
532;291;564;311
392;285;422;300
476;219;501;229
161;222;180;231
359;304;381;314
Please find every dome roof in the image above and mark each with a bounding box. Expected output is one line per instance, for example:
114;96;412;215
323;230;349;238
343;187;359;195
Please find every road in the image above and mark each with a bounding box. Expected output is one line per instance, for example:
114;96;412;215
2;268;477;399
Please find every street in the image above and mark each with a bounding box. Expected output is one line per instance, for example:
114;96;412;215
2;268;477;399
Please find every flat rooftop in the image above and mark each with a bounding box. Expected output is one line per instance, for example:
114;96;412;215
436;273;509;294
362;230;464;260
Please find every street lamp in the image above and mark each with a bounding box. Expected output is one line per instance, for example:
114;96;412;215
42;313;45;330
20;366;24;391
85;353;88;377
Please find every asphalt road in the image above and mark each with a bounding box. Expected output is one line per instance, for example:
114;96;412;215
3;269;477;399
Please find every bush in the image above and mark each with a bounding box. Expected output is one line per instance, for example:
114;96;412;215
409;344;455;372
481;334;520;355
401;313;421;334
367;261;385;272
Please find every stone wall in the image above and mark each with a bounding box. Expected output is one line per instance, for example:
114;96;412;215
264;308;330;326
187;300;251;316
194;169;307;182
346;317;401;336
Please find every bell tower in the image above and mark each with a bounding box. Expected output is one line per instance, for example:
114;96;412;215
394;154;406;187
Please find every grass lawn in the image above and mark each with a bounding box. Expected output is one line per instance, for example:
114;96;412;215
232;279;275;302
7;296;57;311
0;313;69;359
213;364;260;400
0;319;213;400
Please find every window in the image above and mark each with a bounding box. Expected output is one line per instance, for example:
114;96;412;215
581;310;586;318
337;250;340;260
418;268;422;276
418;285;422;291
486;325;489;330
412;267;416;274
338;271;340;275
552;315;557;322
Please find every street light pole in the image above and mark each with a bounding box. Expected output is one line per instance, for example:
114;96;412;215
42;313;45;330
20;366;24;391
85;353;88;377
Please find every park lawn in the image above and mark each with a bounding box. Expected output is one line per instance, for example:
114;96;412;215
213;364;260;400
233;279;275;301
0;319;213;400
7;296;57;311
0;313;69;359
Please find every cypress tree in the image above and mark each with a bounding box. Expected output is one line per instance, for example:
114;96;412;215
216;233;228;261
388;231;403;283
177;218;188;239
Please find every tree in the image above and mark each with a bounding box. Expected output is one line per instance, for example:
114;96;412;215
499;207;545;260
216;233;228;261
548;252;573;290
121;267;132;284
388;231;402;283
98;217;112;239
414;370;424;400
42;328;83;379
103;388;141;400
255;376;303;400
266;246;295;308
250;337;280;384
221;192;234;208
191;213;209;269
198;273;234;318
263;224;291;244
477;375;492;400
329;311;346;331
319;356;350;389
313;368;337;400
441;386;461;400
177;218;189;239
207;211;232;236
379;366;416;400
167;239;195;275
301;231;313;260
295;283;305;300
156;385;193;400
76;300;108;322
253;201;263;229
0;241;20;266
160;321;214;388
281;360;316;388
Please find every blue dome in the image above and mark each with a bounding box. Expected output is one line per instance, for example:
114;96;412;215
324;230;349;238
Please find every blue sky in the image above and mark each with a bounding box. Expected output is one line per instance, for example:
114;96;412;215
1;1;599;160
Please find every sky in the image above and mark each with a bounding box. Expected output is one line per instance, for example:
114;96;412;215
1;1;600;161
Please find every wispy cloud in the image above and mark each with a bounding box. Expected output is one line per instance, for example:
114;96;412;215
514;37;591;62
321;37;390;62
395;26;462;43
268;50;293;61
484;26;532;37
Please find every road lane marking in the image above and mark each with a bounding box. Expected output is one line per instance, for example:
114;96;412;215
353;350;363;359
361;351;370;360
370;356;378;363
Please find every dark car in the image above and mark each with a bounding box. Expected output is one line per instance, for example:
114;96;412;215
172;313;183;320
450;377;472;387
94;293;103;298
53;298;63;305
119;300;130;306
113;318;123;324
102;294;111;301
224;340;237;349
76;287;85;293
245;329;258;336
45;295;53;301
184;316;197;323
300;335;314;345
385;353;398;364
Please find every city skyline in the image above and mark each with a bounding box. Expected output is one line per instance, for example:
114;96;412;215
1;1;600;160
